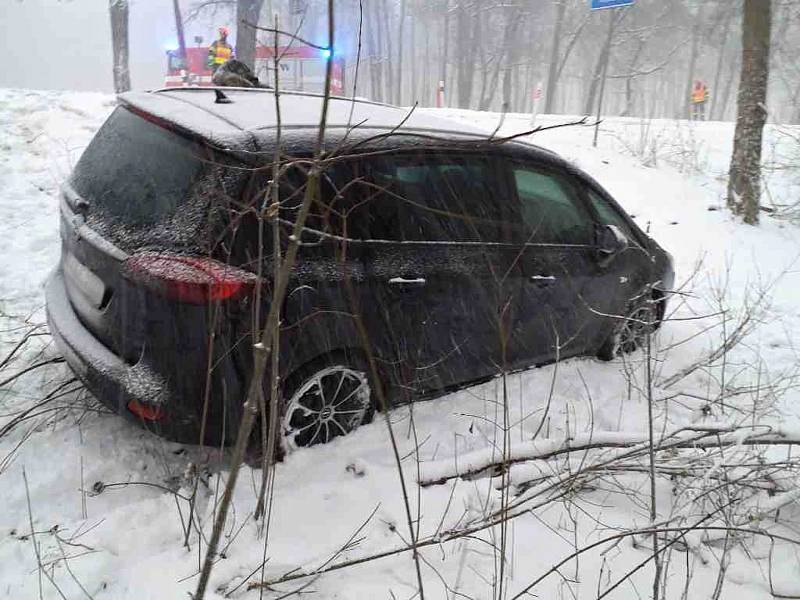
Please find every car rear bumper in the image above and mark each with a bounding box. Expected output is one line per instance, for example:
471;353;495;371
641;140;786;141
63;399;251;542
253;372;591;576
46;267;204;444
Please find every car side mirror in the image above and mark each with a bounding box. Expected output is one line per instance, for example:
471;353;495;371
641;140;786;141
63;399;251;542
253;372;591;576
598;224;628;256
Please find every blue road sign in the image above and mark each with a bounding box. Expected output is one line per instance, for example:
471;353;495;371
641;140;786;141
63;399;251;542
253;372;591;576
591;0;634;9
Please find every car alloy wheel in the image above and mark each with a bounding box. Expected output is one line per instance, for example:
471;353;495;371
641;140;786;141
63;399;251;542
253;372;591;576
282;365;372;452
615;300;658;355
598;294;659;361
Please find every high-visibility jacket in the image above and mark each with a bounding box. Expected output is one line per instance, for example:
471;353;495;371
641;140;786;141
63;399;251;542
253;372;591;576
691;84;708;104
208;41;233;67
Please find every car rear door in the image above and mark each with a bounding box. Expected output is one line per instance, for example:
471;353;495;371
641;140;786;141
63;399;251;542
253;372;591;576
342;151;522;397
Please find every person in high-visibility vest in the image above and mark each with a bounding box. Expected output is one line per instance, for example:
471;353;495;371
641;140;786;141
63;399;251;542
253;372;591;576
208;27;234;72
690;80;709;121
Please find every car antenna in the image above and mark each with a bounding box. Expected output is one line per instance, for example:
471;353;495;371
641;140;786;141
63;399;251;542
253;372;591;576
214;89;233;104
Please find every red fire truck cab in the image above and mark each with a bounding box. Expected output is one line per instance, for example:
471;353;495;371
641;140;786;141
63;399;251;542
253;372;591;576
165;44;345;95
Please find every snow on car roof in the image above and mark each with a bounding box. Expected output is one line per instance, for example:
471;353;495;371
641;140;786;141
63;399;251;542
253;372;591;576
118;88;493;150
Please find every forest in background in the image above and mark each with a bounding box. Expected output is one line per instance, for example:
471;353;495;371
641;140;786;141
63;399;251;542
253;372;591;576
185;0;800;122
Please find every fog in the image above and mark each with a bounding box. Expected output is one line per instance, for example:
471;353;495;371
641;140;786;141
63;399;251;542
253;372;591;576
2;0;798;123
1;0;219;92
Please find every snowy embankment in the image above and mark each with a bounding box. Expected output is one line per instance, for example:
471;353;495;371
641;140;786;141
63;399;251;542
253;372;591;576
1;90;800;599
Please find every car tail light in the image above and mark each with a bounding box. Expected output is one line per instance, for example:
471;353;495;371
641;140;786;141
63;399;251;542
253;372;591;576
124;253;257;305
127;399;165;422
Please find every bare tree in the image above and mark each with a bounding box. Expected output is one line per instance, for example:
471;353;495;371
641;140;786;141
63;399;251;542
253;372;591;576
456;2;477;109
681;2;704;119
727;0;772;224
395;0;407;105
439;0;450;107
583;9;623;116
237;0;265;70
109;0;131;93
173;0;188;69
710;3;736;120
544;0;567;114
364;2;384;102
174;0;799;119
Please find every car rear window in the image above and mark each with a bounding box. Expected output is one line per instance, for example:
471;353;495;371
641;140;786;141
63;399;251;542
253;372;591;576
71;107;208;227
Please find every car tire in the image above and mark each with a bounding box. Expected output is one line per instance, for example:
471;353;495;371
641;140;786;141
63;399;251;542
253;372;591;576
597;293;660;361
276;352;377;455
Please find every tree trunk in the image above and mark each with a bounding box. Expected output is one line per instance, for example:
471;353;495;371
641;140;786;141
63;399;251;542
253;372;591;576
719;47;739;120
480;32;507;110
620;37;644;117
521;61;532;112
622;75;634;116
476;41;489;110
479;7;521;112
710;6;735;120
236;0;264;71
727;0;772;225
501;66;513;112
456;3;474;108
792;80;800;124
365;2;382;101
682;6;703;120
671;68;682;117
583;10;618;116
172;0;187;68
109;0;131;93
395;0;406;105
544;0;566;114
381;0;394;102
500;10;521;111
423;10;431;105
410;4;418;103
555;14;589;95
440;0;450;107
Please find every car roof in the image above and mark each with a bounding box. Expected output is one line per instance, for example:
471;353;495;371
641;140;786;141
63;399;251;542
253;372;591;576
118;88;562;161
120;88;483;142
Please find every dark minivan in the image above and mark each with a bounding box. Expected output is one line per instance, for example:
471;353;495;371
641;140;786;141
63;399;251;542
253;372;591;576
46;88;673;453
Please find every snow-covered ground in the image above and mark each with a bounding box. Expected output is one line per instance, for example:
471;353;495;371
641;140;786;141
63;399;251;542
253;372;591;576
1;89;800;599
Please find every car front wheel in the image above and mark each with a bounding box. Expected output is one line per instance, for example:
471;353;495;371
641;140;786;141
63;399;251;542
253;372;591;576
597;294;659;360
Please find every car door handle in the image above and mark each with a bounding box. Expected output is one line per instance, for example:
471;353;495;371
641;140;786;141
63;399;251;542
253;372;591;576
529;275;556;286
388;277;427;286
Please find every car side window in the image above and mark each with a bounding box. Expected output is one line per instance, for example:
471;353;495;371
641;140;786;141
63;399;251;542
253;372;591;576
511;164;592;244
341;153;509;242
269;163;356;240
277;154;516;243
584;185;635;240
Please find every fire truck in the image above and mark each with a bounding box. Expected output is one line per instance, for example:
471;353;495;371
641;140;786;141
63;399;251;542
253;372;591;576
165;44;345;95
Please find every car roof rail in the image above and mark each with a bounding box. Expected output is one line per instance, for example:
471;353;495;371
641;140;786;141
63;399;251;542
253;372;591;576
150;86;396;110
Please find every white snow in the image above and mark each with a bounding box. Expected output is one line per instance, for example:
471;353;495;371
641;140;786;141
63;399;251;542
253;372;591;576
2;90;800;599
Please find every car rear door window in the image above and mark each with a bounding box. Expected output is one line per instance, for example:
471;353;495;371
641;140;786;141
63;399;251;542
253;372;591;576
342;153;508;242
512;165;592;245
272;153;513;244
